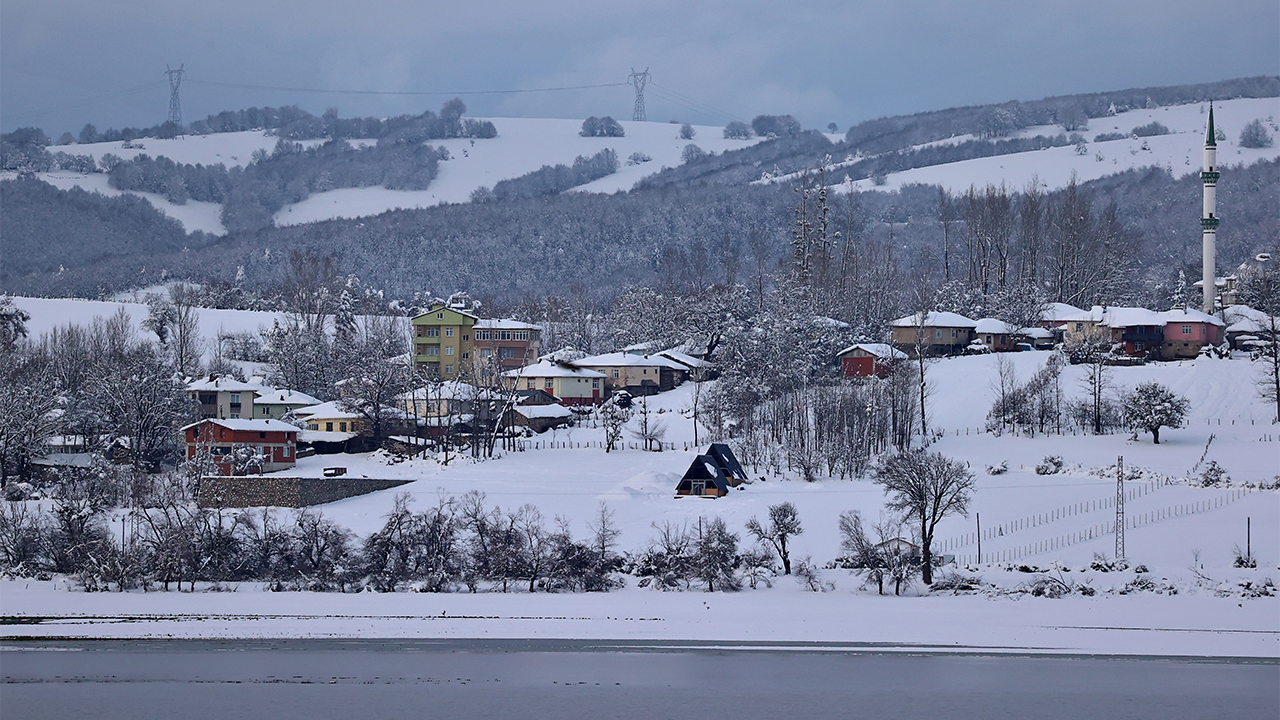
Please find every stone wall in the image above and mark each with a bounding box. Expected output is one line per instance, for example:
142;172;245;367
199;476;412;508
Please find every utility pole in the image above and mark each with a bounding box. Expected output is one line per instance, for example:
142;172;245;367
165;64;185;130
1115;455;1125;560
628;67;650;122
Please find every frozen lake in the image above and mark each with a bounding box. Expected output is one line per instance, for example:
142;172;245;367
2;639;1276;719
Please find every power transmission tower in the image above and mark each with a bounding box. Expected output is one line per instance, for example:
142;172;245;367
165;64;184;128
628;67;650;122
1114;455;1125;560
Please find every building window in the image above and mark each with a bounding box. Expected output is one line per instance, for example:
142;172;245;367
934;329;942;339
612;368;619;378
339;422;347;432
545;379;554;390
500;347;515;359
284;445;291;458
445;346;455;356
1135;342;1144;351
231;394;240;404
592;379;600;389
445;365;453;374
527;379;536;390
426;327;440;337
481;348;491;358
445;327;454;337
424;345;440;356
325;422;334;432
1182;325;1192;335
462;352;470;360
259;432;266;439
308;424;318;430
436;312;443;319
462;334;469;342
230;413;240;419
1075;323;1084;332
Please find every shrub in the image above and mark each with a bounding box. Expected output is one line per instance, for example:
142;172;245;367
1198;460;1229;487
930;571;983;594
1131;121;1170;137
985;460;1008;475
1233;545;1257;568
626;151;652;166
1093;131;1126;142
679;123;695;140
680;144;706;164
1089;553;1128;572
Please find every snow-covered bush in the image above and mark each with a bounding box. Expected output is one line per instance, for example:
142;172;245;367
985;461;1008;475
625;151;652;166
1232;545;1257;569
794;556;834;592
1089;554;1128;572
1197;460;1230;487
1035;455;1064;475
930;571;984;594
1239;119;1274;149
1123;381;1190;444
1131;121;1169;137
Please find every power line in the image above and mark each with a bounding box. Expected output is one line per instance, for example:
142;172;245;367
647;86;739;125
184;79;628;97
649;81;743;124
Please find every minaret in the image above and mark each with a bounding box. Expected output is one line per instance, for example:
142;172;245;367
1201;103;1220;313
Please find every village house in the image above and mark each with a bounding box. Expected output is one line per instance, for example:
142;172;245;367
251;388;322;420
837;343;907;378
182;418;297;476
973;318;1020;352
187;376;260;419
502;360;605;405
571;352;687;396
674;444;748;499
1159;307;1225;358
889;312;978;356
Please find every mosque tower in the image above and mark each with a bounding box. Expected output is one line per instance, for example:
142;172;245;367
1201;103;1220;313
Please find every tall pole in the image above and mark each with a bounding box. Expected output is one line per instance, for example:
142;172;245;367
1201;103;1219;313
976;512;981;565
1115;455;1125;560
165;64;184;128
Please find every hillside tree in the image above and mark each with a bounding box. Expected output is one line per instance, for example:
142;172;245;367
873;450;975;584
1123;381;1189;444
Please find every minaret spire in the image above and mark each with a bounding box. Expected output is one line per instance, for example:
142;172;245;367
1201;103;1220;313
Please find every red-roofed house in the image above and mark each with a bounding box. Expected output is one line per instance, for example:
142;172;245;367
182;419;298;476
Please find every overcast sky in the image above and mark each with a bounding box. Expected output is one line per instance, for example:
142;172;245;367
3;0;1277;136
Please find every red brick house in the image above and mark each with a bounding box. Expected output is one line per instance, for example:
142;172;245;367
837;343;908;378
182;419;298;476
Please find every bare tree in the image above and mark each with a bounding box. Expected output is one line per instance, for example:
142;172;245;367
873;450;975;584
629;395;667;451
745;502;803;575
1237;262;1280;422
168;284;202;377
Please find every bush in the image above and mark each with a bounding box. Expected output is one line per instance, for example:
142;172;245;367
1093;131;1126;142
723;121;752;140
1034;455;1064;475
679;123;695;140
1089;553;1128;572
985;460;1008;475
626;151;652;166
1233;545;1257;568
580;116;624;138
1131;121;1170;137
751;114;801;138
930;571;983;593
1198;460;1229;487
1239;119;1274;149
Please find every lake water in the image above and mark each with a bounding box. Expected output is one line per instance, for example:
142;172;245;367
2;639;1276;719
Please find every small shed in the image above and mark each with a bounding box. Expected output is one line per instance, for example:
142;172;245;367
837;343;907;378
674;443;747;498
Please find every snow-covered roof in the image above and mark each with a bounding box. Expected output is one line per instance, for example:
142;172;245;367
658;349;713;369
1161;307;1225;327
1039;302;1090;322
291;401;363;420
254;388;323;406
1096;306;1166;328
396;380;494;401
974;318;1017;334
412;305;479;321
540;347;588;363
1223;304;1271;325
475;318;542;331
837;343;908;360
574;352;688;370
889;311;978;328
503;360;605;379
180;418;300;433
516;404;573;419
1226;317;1265;334
187;376;262;393
1020;327;1053;339
298;430;358;443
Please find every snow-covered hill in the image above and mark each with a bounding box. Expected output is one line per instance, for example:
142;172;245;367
9;97;1278;236
770;96;1280;194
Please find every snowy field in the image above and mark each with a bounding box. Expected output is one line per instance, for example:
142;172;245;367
2;346;1276;656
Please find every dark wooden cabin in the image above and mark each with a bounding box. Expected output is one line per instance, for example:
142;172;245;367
674;443;747;499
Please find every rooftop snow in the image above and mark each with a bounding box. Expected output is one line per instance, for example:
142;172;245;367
890;311;978;328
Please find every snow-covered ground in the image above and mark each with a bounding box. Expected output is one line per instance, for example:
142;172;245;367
768;96;1280;194
13;295;284;350
25;170;227;236
2;347;1275;654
